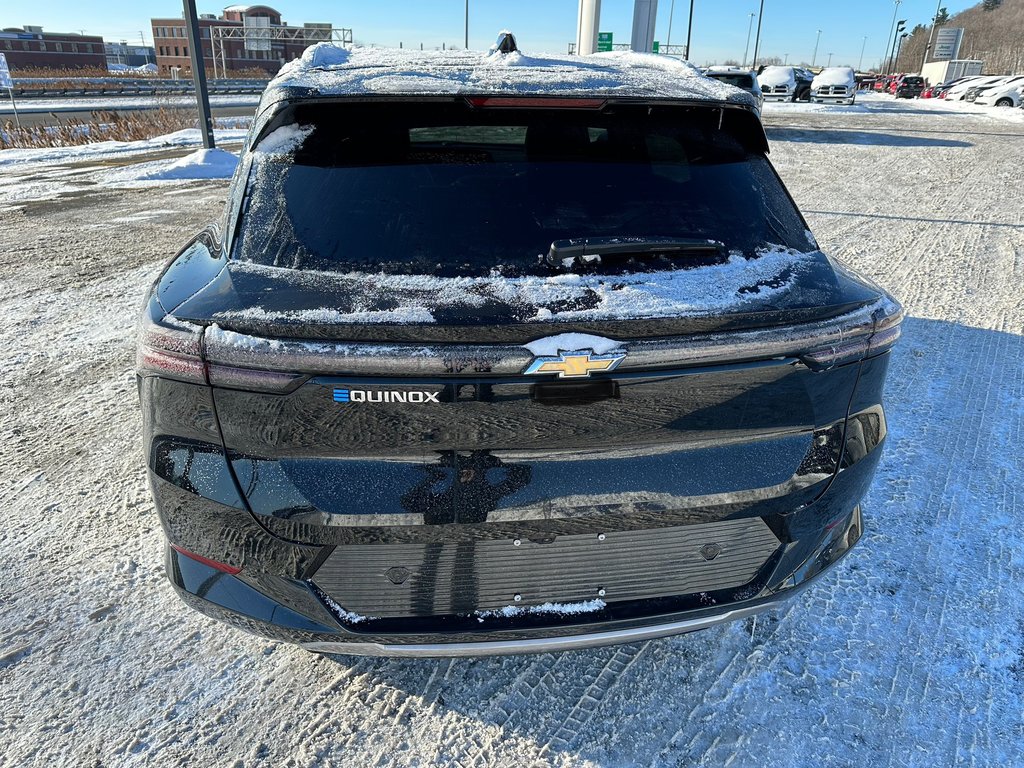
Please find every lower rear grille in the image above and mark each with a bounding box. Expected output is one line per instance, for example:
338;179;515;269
311;518;781;619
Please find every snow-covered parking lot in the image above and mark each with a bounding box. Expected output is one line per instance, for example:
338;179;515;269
1;94;1022;767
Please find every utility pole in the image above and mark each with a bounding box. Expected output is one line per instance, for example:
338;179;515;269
750;0;764;69
742;12;755;68
182;0;215;149
882;0;902;74
811;29;822;67
921;0;942;70
858;35;867;71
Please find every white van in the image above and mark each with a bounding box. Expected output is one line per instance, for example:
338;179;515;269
810;67;856;105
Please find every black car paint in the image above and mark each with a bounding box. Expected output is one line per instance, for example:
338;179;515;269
140;95;899;654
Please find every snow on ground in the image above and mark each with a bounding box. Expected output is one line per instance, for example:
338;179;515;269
0;94;1022;767
0;94;260;116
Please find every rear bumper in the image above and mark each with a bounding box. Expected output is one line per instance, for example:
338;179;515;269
168;505;860;657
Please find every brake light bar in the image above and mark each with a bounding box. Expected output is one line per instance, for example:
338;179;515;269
136;297;207;384
465;96;607;109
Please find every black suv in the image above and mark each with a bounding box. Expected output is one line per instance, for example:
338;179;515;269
138;40;901;656
896;76;925;99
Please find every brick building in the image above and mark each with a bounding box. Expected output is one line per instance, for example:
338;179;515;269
151;5;331;77
0;26;106;71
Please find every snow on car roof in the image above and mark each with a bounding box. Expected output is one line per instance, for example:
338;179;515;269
259;43;757;108
811;67;855;87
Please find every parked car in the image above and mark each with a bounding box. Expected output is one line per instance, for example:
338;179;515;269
810;66;856;104
137;39;901;656
972;75;1024;106
895;76;925;99
757;65;811;102
703;66;764;110
945;75;1005;101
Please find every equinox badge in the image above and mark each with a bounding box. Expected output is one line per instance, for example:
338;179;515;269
523;348;626;378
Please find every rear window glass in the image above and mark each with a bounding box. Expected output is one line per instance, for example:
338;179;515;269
234;103;808;277
706;73;754;89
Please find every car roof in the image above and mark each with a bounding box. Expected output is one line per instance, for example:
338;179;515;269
259;44;758;110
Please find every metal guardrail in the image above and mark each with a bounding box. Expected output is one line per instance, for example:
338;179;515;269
9;81;267;98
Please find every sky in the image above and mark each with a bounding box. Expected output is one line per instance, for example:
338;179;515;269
3;0;981;69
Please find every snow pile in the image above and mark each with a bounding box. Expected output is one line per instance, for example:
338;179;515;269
475;599;606;621
253;124;313;155
137;148;239;180
811;67;855;89
523;333;624;356
218;305;435;325
268;43;753;106
224;245;812;324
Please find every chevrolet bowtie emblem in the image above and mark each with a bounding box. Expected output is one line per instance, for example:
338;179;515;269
523;348;626;378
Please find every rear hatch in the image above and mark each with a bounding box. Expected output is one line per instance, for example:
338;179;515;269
171;98;895;613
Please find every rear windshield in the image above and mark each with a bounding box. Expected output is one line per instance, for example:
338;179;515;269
706;73;754;89
234;102;809;277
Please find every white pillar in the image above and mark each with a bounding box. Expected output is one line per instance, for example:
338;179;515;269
576;0;601;55
630;0;658;53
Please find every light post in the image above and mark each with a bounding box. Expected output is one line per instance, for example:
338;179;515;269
811;29;822;67
464;0;468;49
858;35;867;71
895;32;908;71
827;51;833;67
921;0;942;69
742;12;755;68
888;19;906;73
684;0;695;60
750;0;765;69
783;52;789;64
882;0;902;74
666;0;676;50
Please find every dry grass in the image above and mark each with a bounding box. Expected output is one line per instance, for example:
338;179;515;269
0;108;198;150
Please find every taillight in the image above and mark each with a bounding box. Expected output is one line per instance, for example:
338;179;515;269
136;296;207;384
170;543;242;575
802;296;902;370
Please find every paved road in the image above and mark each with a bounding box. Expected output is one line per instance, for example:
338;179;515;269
0;98;1021;767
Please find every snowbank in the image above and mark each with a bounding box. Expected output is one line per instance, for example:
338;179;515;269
137;148;239;180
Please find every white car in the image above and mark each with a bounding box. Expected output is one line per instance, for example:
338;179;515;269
810;67;856;105
973;76;1024;107
945;75;1005;101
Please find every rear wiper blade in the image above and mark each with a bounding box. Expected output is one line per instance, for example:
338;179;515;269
544;236;726;270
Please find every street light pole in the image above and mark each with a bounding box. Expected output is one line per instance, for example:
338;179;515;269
827;52;833;67
895;32;908;71
882;0;902;74
666;0;676;50
464;0;469;49
920;0;942;70
888;20;906;74
858;35;867;71
811;29;822;67
684;0;694;60
750;0;764;69
742;12;755;68
182;0;214;149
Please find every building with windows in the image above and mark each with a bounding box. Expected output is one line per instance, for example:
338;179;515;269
151;5;330;77
0;26;106;70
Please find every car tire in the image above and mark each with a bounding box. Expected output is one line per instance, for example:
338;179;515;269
995;98;1013;107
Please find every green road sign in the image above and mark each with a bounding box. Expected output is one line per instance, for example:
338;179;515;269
652;41;660;53
597;32;613;52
